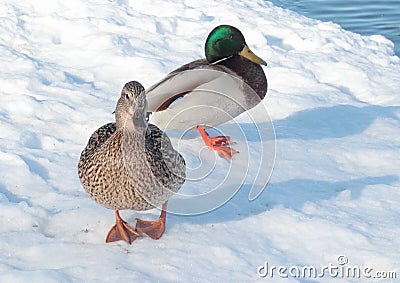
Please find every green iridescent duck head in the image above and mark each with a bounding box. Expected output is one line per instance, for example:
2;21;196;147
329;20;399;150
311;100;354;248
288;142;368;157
204;25;267;65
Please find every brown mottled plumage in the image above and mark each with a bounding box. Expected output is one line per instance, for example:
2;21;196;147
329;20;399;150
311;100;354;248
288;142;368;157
78;81;185;244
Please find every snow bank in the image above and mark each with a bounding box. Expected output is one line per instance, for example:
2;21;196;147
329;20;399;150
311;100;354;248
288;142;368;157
0;0;399;282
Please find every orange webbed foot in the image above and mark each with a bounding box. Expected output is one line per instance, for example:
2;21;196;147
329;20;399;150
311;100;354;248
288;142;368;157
135;218;165;240
136;201;168;240
197;126;239;159
106;211;140;244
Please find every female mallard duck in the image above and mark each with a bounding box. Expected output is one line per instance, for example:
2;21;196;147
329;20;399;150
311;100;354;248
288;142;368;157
145;25;267;159
78;81;186;244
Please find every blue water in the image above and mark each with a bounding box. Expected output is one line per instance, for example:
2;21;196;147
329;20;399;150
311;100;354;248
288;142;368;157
268;0;400;56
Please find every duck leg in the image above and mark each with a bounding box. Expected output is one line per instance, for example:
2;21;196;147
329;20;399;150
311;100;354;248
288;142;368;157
197;126;239;159
106;210;140;244
135;201;168;240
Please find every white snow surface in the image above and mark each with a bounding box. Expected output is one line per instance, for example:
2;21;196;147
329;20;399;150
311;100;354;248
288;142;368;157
1;0;400;282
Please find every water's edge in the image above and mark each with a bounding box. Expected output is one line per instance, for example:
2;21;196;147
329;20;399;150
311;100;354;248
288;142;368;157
268;0;400;56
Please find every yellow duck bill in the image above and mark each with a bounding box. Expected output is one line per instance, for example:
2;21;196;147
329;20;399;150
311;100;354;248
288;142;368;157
239;45;267;66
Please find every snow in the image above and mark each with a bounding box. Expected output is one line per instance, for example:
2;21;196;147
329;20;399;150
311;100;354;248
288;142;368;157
1;0;399;282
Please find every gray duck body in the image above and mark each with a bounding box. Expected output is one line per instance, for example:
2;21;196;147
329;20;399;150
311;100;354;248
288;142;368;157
145;25;267;131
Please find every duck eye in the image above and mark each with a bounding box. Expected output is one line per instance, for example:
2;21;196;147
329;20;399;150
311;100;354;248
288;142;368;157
125;93;130;100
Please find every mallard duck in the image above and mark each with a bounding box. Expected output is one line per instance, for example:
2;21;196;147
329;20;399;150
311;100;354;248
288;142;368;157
78;81;186;244
145;25;267;159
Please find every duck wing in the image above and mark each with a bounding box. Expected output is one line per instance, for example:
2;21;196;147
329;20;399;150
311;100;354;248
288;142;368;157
145;123;186;190
146;59;241;112
79;122;116;161
146;57;263;129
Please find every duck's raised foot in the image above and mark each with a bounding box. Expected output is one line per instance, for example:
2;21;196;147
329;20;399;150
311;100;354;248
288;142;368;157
209;135;236;146
106;210;140;244
197;126;239;159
